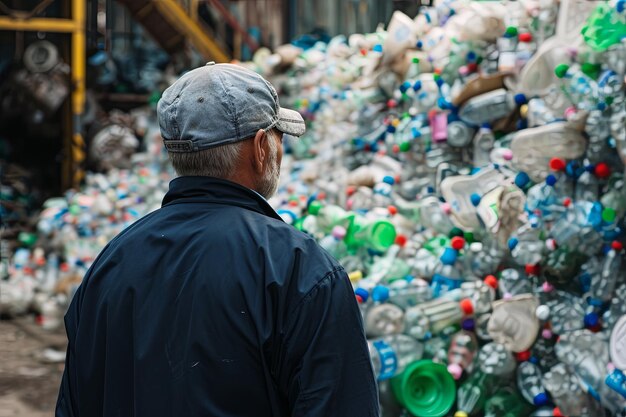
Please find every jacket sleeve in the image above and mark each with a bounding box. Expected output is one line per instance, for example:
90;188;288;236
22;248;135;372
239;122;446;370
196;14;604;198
277;267;380;417
55;284;82;417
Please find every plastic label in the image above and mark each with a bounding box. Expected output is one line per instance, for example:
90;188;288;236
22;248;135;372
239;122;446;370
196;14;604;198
373;340;398;380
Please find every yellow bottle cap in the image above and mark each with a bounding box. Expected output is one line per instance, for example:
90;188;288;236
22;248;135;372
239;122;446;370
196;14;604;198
348;270;363;283
454;412;469;417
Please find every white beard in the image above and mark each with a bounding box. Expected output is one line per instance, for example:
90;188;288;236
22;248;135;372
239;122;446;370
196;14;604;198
257;132;280;199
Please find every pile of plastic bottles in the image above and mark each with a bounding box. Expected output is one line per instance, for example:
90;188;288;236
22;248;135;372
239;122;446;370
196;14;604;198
0;126;172;327
3;0;626;415
260;0;626;415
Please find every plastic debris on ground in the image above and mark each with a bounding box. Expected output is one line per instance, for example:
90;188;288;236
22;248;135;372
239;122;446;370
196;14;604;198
3;0;626;415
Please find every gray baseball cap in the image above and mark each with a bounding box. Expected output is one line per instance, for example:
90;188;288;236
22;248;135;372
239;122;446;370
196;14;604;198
157;62;305;153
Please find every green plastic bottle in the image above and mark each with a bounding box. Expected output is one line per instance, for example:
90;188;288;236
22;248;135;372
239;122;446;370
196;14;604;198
343;214;397;253
484;387;533;417
391;360;456;417
455;369;496;416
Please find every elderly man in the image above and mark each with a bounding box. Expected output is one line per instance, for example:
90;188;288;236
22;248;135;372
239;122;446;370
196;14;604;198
56;63;379;417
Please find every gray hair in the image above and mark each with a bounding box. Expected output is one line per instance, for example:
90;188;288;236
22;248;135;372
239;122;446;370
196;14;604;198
168;140;244;178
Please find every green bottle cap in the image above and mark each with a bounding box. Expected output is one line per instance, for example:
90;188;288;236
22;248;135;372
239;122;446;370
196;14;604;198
399;142;411;152
308;200;322;215
412;57;420;64
505;26;518;37
449;227;464;238
18;232;38;247
554;64;569;78
463;232;474;244
602;207;617;223
581;62;601;79
369;220;397;251
391;360;455;417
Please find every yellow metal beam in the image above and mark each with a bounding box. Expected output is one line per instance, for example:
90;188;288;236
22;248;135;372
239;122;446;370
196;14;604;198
0;16;77;32
153;0;229;62
71;0;86;188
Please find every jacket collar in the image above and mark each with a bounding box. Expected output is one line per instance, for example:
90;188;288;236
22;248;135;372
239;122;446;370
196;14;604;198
162;176;284;222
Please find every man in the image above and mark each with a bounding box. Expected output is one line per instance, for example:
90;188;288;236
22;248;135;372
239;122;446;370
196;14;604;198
56;63;380;417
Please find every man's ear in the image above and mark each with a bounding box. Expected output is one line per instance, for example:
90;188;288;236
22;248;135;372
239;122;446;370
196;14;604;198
252;129;267;174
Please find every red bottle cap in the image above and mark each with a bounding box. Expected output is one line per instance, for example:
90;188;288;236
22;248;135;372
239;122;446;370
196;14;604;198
484;275;498;289
395;235;408;247
451;236;465;250
518;32;533;42
515;350;531;362
549;157;566;171
459;299;474;315
595;162;611;178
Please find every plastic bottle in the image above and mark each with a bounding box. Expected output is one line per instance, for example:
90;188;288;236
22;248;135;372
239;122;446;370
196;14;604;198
517;361;550;407
364;286;406;338
458;89;524;126
454;368;495;417
544;362;605;417
477;342;517;378
555;330;626;414
430;247;464;298
383;279;433;310
472;124;495;168
484;387;533;417
318;225;348;260
446;329;478;380
368;334;424;380
391;360;456;417
404;297;474;340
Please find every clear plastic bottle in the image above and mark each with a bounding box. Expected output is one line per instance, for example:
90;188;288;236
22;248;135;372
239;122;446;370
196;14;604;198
404;297;474;340
473;124;495;168
447;329;478;380
517;361;550;407
477;342;517;379
543;363;605;417
368;334;424;380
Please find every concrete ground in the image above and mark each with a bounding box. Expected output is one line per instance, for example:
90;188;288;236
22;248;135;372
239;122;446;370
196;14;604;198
0;318;66;417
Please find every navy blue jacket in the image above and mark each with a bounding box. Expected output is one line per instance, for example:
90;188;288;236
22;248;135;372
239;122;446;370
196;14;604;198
56;176;379;417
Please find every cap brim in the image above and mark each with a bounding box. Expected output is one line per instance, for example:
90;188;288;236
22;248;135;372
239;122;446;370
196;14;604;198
275;107;306;137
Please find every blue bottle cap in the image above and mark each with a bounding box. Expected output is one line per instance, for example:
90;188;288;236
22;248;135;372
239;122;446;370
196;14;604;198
383;176;395;185
545;174;557;186
387;125;396;133
435;78;445;88
584;312;599;327
416;40;423;49
618;0;626;13
461;318;475;331
466;51;477;62
355;287;369;303
508;237;519;250
400;81;411;93
514;93;527;105
585;164;596;172
440;247;458;265
470;193;481;207
411;127;422;138
515;172;530;188
533;392;548;406
373;44;383;53
597;102;607;111
372;285;390;302
413;80;422;92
